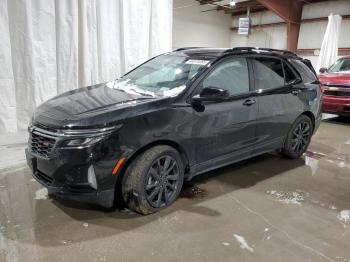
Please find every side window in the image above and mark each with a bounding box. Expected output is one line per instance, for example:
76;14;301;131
283;62;298;84
289;59;317;83
253;57;284;90
202;58;249;95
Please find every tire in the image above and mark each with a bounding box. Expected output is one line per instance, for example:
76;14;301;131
122;145;184;215
282;115;313;159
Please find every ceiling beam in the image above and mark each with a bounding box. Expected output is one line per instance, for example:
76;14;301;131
198;0;266;14
256;0;303;52
227;6;267;15
256;0;302;23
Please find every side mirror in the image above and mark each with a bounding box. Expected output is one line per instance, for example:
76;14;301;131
319;67;328;73
192;87;229;103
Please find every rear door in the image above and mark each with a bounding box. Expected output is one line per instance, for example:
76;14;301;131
252;56;305;154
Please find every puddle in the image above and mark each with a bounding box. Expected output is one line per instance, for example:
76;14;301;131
304;150;327;159
180;183;207;199
266;190;308;205
304;150;349;170
338;210;350;223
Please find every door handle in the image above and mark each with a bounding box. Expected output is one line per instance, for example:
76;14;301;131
243;99;256;106
291;89;301;95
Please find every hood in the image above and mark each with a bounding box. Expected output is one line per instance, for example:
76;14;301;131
319;72;350;86
33;82;162;129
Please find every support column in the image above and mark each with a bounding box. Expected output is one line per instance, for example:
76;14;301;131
256;0;302;52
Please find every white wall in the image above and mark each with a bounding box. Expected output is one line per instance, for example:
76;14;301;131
230;0;350;55
230;10;286;49
298;0;350;49
173;0;232;49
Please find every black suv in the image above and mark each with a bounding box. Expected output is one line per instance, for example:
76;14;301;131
26;47;322;214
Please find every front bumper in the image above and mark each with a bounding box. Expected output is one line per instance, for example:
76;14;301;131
25;131;126;208
322;96;350;116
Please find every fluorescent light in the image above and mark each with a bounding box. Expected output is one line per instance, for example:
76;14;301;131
229;0;236;6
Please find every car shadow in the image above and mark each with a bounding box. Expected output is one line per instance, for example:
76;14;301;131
29;153;307;246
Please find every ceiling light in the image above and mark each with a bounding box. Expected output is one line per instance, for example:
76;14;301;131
229;0;236;7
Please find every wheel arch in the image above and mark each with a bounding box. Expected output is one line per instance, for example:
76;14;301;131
301;111;316;131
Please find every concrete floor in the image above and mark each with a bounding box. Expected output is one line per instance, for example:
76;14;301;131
0;116;350;262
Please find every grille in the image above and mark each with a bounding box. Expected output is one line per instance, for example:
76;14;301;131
323;90;350;97
30;132;56;158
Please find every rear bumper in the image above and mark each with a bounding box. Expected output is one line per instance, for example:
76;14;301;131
322;96;350;115
314;110;322;133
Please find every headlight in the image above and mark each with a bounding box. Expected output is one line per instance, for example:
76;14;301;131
62;136;105;147
60;124;122;148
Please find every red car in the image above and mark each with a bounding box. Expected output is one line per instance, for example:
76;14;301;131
319;56;350;116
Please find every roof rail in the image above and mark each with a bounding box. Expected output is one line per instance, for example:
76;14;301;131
174;47;203;51
227;47;298;57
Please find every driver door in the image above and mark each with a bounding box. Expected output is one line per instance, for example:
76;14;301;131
190;57;258;174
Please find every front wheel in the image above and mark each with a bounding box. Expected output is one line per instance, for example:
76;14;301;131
282;115;313;159
122;145;184;215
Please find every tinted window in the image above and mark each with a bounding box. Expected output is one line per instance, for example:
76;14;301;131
289;59;317;83
283;62;297;84
202;58;249;95
254;58;284;90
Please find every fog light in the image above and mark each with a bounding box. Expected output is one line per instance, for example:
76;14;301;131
88;165;97;190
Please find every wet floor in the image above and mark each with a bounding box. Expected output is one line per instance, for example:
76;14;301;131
0;116;350;262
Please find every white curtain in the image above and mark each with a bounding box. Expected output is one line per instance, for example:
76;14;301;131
316;14;342;71
0;0;173;133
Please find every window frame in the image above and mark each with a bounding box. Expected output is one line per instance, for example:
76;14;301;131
282;60;299;85
251;56;286;91
251;55;301;92
288;59;317;84
187;55;255;103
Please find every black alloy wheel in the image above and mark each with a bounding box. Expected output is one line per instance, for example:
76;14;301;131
122;145;184;215
145;155;180;208
282;115;313;159
291;121;312;155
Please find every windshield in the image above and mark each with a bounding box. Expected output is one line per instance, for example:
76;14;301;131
328;58;350;73
110;54;212;97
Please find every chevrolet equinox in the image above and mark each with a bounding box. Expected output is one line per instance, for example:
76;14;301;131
26;47;322;214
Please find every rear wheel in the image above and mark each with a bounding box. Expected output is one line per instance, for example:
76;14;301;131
282;115;313;159
122;145;184;215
